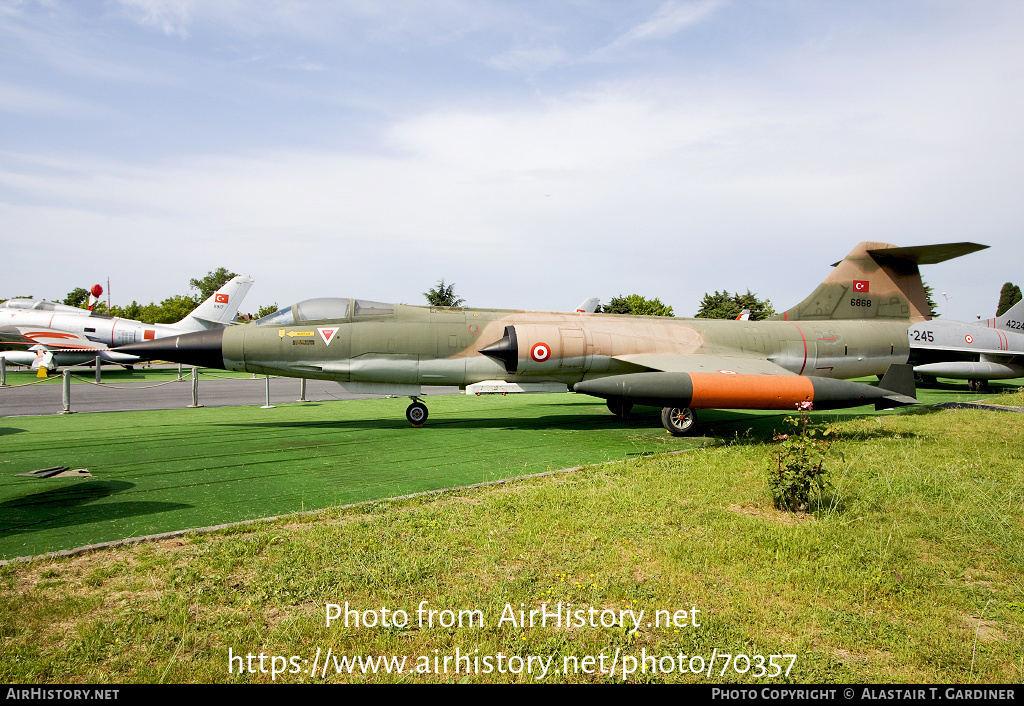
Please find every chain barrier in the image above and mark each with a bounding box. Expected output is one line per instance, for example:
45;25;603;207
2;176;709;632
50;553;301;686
1;365;301;414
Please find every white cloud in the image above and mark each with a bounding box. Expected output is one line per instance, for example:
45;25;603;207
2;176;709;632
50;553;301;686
115;0;194;38
608;0;725;48
0;80;109;116
486;46;568;74
3;1;1023;318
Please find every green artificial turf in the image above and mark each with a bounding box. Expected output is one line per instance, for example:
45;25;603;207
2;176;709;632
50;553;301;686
2;378;1020;561
0;395;689;559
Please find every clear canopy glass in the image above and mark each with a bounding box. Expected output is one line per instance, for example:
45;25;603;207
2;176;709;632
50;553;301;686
255;298;393;325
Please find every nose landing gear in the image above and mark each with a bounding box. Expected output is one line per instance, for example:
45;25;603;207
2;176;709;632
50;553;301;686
406;397;429;427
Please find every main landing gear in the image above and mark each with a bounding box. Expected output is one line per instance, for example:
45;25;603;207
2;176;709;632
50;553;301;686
406;397;428;427
661;406;698;436
606;398;634;419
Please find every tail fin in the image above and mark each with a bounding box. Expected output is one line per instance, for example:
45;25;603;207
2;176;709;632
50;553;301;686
875;363;917;410
981;297;1024;330
575;297;601;313
773;242;987;323
173;275;254;331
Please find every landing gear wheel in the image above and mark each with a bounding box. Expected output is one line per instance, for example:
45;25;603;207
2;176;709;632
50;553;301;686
967;379;990;393
606;399;634;419
661;406;697;436
406;401;428;427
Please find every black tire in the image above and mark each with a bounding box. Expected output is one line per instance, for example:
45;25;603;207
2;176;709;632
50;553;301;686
606;399;634;419
406;401;428;426
661;406;697;436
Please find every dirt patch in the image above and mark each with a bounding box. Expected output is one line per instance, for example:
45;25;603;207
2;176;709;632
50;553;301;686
964;615;1006;643
727;503;817;525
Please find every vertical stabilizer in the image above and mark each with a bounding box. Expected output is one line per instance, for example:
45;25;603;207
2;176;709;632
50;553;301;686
174;275;254;331
984;297;1024;330
773;242;987;323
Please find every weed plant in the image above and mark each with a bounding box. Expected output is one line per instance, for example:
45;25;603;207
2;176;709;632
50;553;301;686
767;406;838;512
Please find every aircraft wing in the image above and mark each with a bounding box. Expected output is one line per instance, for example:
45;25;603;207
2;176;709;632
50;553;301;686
911;342;1022;357
0;325;108;351
611;353;796;376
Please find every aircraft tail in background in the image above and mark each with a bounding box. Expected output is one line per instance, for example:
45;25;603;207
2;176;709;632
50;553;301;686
174;275;254;330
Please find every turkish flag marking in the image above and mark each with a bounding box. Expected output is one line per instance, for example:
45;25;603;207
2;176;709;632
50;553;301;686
853;280;869;293
215;294;229;303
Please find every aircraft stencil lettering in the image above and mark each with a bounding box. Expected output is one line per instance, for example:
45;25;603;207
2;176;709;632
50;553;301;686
116;243;984;435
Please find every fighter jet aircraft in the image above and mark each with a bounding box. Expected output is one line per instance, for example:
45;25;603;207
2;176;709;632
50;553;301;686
0;275;254;374
909;297;1024;390
115;242;984;435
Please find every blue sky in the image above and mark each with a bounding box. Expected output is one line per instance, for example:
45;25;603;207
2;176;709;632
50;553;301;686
1;0;1022;320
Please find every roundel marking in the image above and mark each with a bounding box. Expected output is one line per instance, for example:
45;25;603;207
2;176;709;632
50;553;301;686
718;369;738;375
468;324;479;335
965;334;974;344
530;342;551;362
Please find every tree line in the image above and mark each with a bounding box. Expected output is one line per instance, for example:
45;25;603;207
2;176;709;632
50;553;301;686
4;274;1016;323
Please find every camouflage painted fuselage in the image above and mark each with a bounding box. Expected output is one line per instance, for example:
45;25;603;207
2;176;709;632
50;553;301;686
224;303;909;388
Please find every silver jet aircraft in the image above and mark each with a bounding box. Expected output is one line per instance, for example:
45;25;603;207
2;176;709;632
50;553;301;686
0;275;254;374
910;297;1024;390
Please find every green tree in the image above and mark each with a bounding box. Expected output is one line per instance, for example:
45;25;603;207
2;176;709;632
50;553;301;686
190;268;239;300
256;303;279;319
694;290;775;320
923;283;940;318
423;279;465;307
996;282;1022;316
142;295;200;324
601;294;674;316
63;287;91;308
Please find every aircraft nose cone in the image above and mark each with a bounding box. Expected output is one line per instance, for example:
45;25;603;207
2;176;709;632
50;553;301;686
115;328;225;369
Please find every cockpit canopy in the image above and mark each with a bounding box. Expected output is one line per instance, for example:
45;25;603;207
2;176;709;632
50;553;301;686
254;298;394;325
0;298;100;315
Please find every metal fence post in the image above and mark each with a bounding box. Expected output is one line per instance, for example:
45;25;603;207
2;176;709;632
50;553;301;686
0;358;6;387
298;378;307;402
261;375;275;408
95;355;102;383
60;370;75;414
187;367;203;408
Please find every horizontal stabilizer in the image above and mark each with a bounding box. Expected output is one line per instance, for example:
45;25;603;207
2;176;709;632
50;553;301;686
863;242;988;267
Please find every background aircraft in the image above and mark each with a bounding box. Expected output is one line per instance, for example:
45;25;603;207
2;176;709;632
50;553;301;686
117;243;983;435
0;275;253;374
909;297;1024;390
